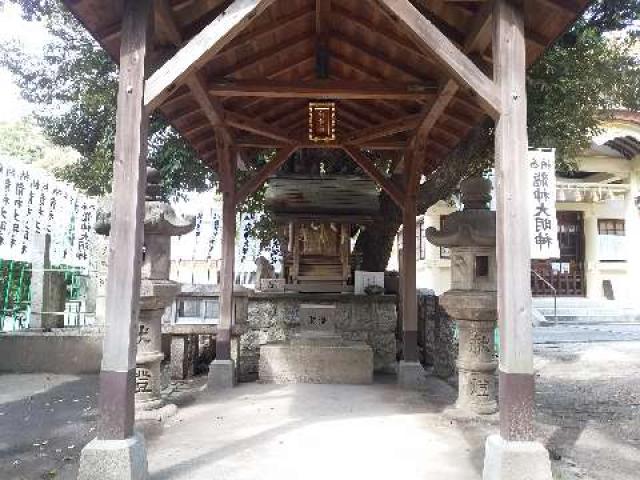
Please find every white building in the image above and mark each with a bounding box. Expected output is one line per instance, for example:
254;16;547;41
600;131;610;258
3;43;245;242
408;112;640;303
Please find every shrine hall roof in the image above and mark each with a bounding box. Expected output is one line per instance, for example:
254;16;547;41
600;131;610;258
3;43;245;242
62;0;591;176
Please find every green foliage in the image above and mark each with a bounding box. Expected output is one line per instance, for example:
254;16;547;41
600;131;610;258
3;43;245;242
0;118;79;170
1;0;213;197
527;27;640;167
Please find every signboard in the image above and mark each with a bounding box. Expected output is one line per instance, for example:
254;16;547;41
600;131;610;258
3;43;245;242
354;270;384;295
259;278;285;292
0;156;97;269
528;149;560;260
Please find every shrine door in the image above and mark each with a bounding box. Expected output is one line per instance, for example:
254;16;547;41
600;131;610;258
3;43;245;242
531;211;586;296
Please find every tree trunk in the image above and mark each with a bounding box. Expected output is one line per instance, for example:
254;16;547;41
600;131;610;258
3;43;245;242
354;117;494;270
354;191;402;271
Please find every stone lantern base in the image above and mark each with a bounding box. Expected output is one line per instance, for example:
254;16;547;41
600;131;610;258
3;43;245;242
77;433;148;480
440;291;498;415
482;435;552;480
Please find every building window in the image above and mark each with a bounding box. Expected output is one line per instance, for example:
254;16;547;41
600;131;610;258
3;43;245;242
416;220;426;260
598;219;625;236
439;216;451;259
598;219;626;262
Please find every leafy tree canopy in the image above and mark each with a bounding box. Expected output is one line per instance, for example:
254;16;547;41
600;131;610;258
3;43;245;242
0;0;213;197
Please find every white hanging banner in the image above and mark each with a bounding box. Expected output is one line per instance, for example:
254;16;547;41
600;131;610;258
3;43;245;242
528;149;561;260
0;156;97;269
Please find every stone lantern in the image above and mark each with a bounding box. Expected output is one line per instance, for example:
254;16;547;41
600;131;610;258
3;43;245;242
97;168;195;419
425;177;498;414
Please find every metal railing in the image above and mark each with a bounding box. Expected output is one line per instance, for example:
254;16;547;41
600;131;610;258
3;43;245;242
530;269;557;323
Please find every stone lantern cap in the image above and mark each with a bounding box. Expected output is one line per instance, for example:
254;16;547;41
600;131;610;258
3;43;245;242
426;176;496;248
95;167;195;237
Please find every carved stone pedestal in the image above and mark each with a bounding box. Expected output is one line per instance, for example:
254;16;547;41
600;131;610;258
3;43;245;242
440;290;498;414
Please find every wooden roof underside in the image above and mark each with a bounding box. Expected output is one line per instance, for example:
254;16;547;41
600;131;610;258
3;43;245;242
63;0;590;175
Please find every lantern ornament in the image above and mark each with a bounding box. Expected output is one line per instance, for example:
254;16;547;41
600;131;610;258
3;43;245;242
309;101;336;142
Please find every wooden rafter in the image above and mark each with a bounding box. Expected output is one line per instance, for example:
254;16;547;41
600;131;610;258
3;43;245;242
145;0;276;109
225;111;299;144
376;0;501;117
345;114;422;145
315;0;331;78
343;146;405;207
235;146;298;204
406;0;494;160
155;0;235;156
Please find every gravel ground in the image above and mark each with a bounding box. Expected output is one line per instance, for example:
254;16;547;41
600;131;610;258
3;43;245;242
1;341;638;479
534;341;640;480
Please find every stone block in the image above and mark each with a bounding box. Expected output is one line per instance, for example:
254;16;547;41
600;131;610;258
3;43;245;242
482;435;552;480
259;342;373;384
208;359;236;390
397;361;426;387
77;432;148;480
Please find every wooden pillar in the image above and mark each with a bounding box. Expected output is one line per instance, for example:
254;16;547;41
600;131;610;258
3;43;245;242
402;193;418;362
97;0;151;441
215;142;236;362
493;0;534;442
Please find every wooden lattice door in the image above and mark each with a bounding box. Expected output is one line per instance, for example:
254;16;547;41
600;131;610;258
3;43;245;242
531;211;586;296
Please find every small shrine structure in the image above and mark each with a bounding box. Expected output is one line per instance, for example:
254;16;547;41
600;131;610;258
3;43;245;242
265;173;379;292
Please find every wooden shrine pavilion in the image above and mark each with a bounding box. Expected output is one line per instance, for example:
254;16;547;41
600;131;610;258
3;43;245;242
60;0;591;479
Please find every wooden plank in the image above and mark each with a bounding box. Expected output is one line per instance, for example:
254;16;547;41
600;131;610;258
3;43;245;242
376;0;501;117
99;0;152;441
343;146;405;207
145;0;276;109
207;79;436;99
225;111;298;144
345;114;422;144
235;146;298;204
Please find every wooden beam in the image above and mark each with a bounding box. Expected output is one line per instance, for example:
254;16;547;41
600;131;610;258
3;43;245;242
225;111;298;144
345;114;422;144
145;0;275;109
343;146;405;207
98;0;152;441
493;0;534;442
233;136;407;150
155;1;235;147
235;146;298;204
208;79;436;100
406;0;493;157
315;0;331;78
376;0;501;117
401;189;418;362
216;167;236;362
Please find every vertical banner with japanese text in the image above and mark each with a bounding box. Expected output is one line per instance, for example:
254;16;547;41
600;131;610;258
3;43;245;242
528;149;560;260
0;156;97;270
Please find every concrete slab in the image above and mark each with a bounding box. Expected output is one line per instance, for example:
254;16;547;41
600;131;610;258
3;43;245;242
146;380;481;480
